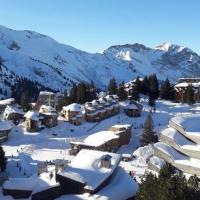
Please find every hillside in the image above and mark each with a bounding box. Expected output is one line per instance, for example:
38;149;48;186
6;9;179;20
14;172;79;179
0;25;200;98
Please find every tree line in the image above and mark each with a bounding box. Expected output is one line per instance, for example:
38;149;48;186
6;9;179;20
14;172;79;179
136;163;200;200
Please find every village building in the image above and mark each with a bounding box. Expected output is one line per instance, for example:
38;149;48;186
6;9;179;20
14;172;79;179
174;77;200;102
56;149;121;194
35;91;64;111
39;105;58;128
3;105;25;124
153;114;200;175
0;98;15;113
24;111;43;132
85;95;120;122
123;100;143;117
61;103;83;126
69;124;132;155
0;121;13;143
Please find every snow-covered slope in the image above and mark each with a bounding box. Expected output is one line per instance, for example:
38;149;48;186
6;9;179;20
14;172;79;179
1;25;200;96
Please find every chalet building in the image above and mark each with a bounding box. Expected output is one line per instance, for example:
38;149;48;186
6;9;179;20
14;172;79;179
0;121;13;143
108;124;132;145
61;103;83;126
24;111;43;132
85;95;120;122
3;105;25;124
123;101;143;117
69;124;132;155
174;78;200;103
39;105;58;128
56;150;121;195
35;91;64;111
0;98;15;113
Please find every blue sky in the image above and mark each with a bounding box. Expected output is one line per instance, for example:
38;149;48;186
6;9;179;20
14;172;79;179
0;0;199;53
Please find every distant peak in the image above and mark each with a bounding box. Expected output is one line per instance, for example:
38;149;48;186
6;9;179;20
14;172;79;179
155;42;187;52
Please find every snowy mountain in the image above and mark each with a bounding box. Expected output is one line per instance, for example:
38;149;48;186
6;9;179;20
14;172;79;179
0;25;200;97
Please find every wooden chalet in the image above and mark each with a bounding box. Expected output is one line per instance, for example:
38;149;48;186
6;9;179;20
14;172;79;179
85;95;120;122
0;121;13;143
56;149;121;195
174;78;200;103
61;103;83;126
39;105;58;128
123;100;143;117
24;111;43;132
0;98;15;113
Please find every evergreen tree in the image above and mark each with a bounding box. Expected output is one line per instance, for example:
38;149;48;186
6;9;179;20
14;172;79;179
148;93;155;107
131;84;140;101
149;74;159;99
141;75;149;95
160;78;171;100
140;114;158;146
76;82;87;104
70;84;78;102
108;78;118;95
185;85;195;104
87;81;96;101
0;145;7;172
136;163;200;200
117;81;127;100
20;92;30;111
135;76;142;94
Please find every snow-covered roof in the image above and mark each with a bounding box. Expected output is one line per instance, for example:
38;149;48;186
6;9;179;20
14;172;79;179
39;105;57;116
58;167;138;200
4;105;25;115
39;91;55;95
72;131;119;147
161;127;200;152
58;149;121;191
0;98;15;105
170;114;200;137
3;172;58;192
111;124;131;130
154;142;200;168
24;111;40;121
174;82;200;88
0;121;13;131
63;103;82;112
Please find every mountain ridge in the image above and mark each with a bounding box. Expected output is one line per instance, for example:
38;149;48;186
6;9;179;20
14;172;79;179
0;25;200;98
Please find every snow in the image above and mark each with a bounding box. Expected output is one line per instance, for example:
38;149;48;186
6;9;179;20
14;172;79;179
154;142;200;168
0;121;13;131
62;103;82;112
58;149;121;191
56;167;138;200
71;130;119;147
0;98;15;105
171;114;200;137
24;111;40;121
161;127;200;151
4;105;25;115
149;156;165;170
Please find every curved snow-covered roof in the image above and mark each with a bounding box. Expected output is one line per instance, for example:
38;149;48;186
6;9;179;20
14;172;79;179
24;111;40;121
63;103;82;112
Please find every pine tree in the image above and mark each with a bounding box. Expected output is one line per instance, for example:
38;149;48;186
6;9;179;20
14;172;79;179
140;114;158;146
70;84;78;102
135;76;142;94
131;84;140;101
76;82;87;104
108;78;118;95
141;75;149;95
117;81;127;100
149;74;159;99
185;85;194;104
160;78;171;100
0;145;7;172
148;93;155;107
20;92;30;111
